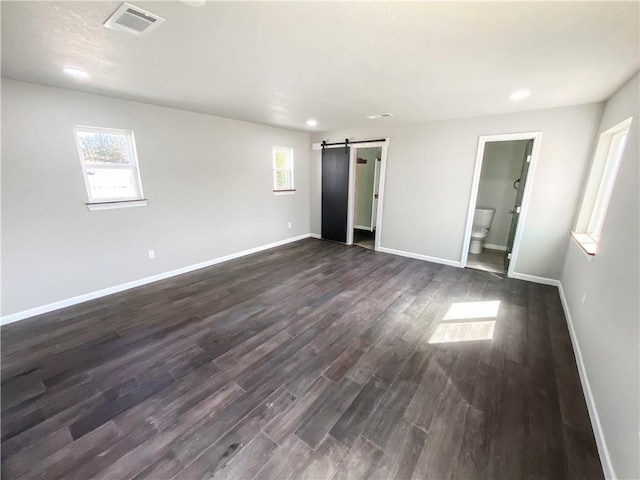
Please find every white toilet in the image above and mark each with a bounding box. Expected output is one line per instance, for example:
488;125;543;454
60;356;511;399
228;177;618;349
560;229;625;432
469;208;495;254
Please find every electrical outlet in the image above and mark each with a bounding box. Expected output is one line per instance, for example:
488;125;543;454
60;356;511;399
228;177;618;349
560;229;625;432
148;249;155;259
288;222;292;228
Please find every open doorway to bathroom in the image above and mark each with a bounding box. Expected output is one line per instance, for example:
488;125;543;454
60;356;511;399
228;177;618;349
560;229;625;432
461;132;541;275
352;146;382;250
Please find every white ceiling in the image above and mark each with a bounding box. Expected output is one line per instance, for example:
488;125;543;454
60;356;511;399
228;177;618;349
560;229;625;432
2;1;638;132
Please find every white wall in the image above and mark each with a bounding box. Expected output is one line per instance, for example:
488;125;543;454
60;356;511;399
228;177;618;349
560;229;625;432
560;72;639;480
310;103;603;279
354;147;379;228
1;79;310;316
476;140;528;249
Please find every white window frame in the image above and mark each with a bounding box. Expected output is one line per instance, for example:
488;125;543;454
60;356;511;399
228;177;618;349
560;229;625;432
586;128;628;240
272;146;295;194
74;126;147;210
572;117;632;255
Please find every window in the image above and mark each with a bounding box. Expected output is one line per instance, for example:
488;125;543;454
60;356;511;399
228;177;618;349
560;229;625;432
272;146;295;193
74;126;146;210
572;117;632;255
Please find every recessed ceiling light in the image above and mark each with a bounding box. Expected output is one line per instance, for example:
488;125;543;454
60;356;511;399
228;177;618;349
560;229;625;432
63;66;89;79
306;119;317;127
510;89;531;100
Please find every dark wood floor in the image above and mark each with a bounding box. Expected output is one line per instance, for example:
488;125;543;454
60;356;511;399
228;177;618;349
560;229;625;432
1;238;603;480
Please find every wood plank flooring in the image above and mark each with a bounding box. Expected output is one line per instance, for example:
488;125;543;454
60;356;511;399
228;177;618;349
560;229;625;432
1;238;603;479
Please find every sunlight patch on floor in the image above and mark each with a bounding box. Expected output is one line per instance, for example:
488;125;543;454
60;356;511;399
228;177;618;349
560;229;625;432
443;300;500;321
428;320;496;344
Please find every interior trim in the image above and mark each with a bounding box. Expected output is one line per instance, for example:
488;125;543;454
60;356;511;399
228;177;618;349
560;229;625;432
570;232;596;260
506;271;613;478
86;199;148;211
0;229;614;479
508;272;560;286
460;131;544;276
377;246;462;267
557;282;616;480
0;233;313;325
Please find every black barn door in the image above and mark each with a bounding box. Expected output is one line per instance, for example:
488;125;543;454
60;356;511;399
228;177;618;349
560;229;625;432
321;147;350;243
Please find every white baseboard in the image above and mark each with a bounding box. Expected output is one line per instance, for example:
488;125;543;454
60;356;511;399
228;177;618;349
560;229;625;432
508;273;614;478
354;225;372;231
557;282;616;480
0;231;617;480
484;243;507;251
378;246;462;268
309;233;322;239
509;272;561;286
1;233;314;326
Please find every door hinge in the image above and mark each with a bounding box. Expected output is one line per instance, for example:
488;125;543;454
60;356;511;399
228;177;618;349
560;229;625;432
526;154;531;163
516;206;521;214
507;253;512;259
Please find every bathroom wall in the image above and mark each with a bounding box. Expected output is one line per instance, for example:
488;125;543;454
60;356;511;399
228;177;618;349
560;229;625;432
476;140;529;249
354;147;380;229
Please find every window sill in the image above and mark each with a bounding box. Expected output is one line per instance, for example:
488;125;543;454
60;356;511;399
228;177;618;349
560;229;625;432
273;189;296;196
570;232;596;261
86;199;148;211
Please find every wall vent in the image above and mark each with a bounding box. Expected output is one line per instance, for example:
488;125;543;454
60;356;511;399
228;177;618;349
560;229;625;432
104;2;165;36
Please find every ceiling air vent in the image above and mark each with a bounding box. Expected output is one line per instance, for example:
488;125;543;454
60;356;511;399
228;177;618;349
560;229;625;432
104;2;165;36
365;113;395;119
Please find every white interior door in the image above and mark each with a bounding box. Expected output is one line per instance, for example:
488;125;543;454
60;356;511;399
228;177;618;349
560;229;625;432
371;157;381;230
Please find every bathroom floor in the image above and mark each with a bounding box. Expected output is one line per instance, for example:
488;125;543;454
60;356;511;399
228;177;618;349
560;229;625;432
353;229;375;250
467;248;506;274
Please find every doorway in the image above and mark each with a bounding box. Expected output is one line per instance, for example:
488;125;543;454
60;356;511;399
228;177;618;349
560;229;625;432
461;132;542;276
320;139;388;251
352;146;382;250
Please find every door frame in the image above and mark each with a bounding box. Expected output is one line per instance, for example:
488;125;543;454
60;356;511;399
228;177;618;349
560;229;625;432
460;131;543;277
370;156;381;231
347;140;389;250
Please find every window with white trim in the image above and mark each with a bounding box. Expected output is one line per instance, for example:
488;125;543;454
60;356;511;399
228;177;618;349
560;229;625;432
272;146;295;193
74;126;145;207
572;117;632;255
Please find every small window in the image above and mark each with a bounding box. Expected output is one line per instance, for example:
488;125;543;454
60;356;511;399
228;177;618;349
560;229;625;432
273;146;295;193
572;117;632;255
74;126;146;209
